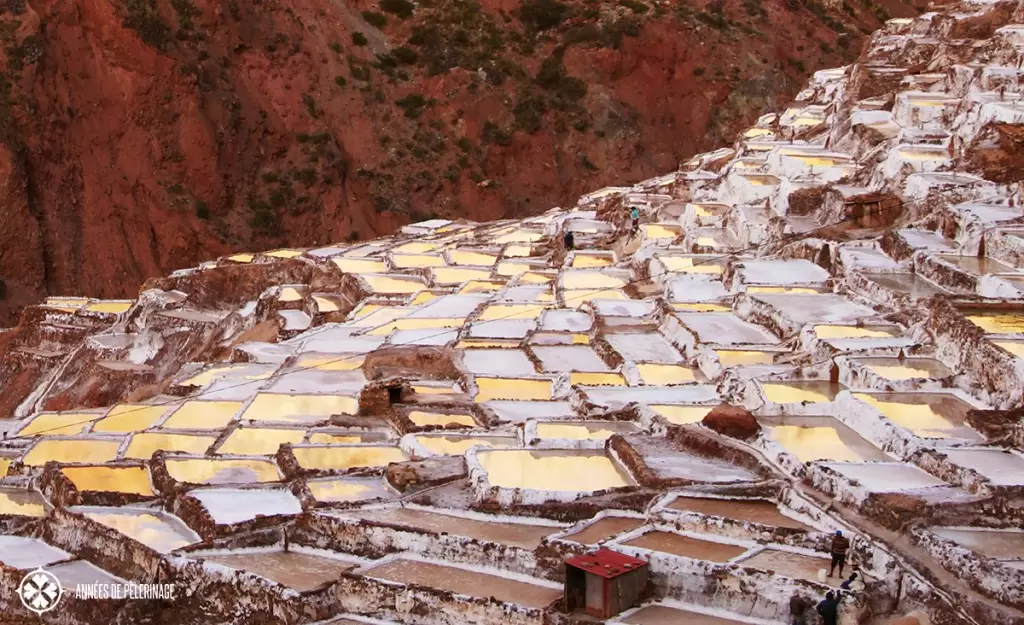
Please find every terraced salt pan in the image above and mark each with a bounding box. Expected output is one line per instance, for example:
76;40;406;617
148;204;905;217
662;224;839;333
205;550;357;591
476;449;635;492
306;476;395;503
415;435;516;455
474;377;552;402
190;488;302;525
931;527;1024;559
461;348;537;376
866;273;950;298
963;311;1024;334
15;411;102;437
360;558;560;609
165;458;283;485
677;313;780;345
761;381;843;404
217;428;306;455
583;385;719;409
736;259;829;285
0;536;71;569
715;350;778;366
623;530;748;562
667;496;810;530
561;516;646;544
761;416;891;463
61;466;155;496
407;410;477;427
940;448;1024;486
605;333;684;363
650;404;713;425
162;401;242;430
92;404;170;433
535;421;639;440
333;506;558;549
0;489;47;517
483;400;574;422
467;319;537;339
292;445;408;471
622;604;755;625
125;432;218;459
853;392;983;440
240;394;358;424
625;438;757;483
752;294;877;327
407;294;487;318
531;345;609;372
23;438;123;466
736;549;828;582
74;507;200;553
855;357;953;379
821;462;947;492
813;325;901;339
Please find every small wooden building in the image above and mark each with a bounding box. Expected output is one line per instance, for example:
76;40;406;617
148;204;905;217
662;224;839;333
564;549;649;618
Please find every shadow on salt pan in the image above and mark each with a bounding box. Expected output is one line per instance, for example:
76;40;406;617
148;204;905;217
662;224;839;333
72;506;201;553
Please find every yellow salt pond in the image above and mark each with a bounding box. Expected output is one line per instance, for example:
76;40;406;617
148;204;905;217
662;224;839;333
411;383;459;395
659;256;724;274
448;251;498;266
747;287;821;294
61;466;155;496
217;428;306;455
164;458;282;484
762;383;837;404
431;267;492;285
181;365;271;387
570;372;626;386
313;297;340;313
82;510;197;553
716;350;776;366
417;436;509;455
368;317;465;336
459;280;506;294
636;364;697;385
23;439;122;466
563;289;629;304
408;411;476;427
294;354;364;371
477;450;633;492
292;445;408;471
0;458;8;477
360;275;425;294
494;230;544;244
474;378;551;402
0;490;45;516
84;301;133;314
264;249;303;259
673;303;731;312
456;339;519;349
162;401;242;430
503;245;532;258
351;306;411;327
279;287;303;302
307;433;363;444
995;341;1024;357
410;291;440;305
124;433;218;460
518;272;554;284
651;404;712;425
769;426;862;463
477;304;543;320
641;224;681;239
536;423;619;440
227;253;254;263
17;412;97;437
307;480;386;503
391;254;446;268
240;394;358;423
393;241;438;254
814;325;896;339
571;254;613;268
853;394;960;439
496;261;533;277
331;257;388;273
93;404;170;433
966;313;1024;335
561;272;627;290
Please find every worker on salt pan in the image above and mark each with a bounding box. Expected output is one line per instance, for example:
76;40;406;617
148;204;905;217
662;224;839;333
828;530;850;577
629;206;640;235
816;590;843;625
563;229;575;251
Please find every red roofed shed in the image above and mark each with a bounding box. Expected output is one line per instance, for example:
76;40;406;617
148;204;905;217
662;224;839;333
564;548;649;618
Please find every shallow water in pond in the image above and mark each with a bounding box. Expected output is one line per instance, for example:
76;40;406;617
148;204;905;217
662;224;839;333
667;497;809;530
61;466;154;496
477;450;633;492
739;549;827;581
81;509;198;553
624;531;747;562
207;551;355;591
562;516;645;545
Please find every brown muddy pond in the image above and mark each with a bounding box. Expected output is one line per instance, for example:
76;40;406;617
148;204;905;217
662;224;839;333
562;517;646;545
335;507;556;549
623;531;748;562
206;550;355;591
739;549;828;581
667;497;810;531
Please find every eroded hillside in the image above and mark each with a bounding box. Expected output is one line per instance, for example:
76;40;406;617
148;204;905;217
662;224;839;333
0;0;926;324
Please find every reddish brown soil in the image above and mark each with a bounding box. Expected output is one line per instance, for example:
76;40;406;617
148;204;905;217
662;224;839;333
0;0;927;325
702;403;761;440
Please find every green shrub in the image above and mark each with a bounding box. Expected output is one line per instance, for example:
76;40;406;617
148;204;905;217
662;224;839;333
392;46;418;64
362;10;388;27
195;199;210;219
692;66;705;76
329;41;342;53
395;93;427;117
0;278;7;300
379;0;415;18
124;0;172;50
456;137;473;152
519;0;571;31
352;32;368;45
619;0;649;13
481;120;511;146
335;75;347;86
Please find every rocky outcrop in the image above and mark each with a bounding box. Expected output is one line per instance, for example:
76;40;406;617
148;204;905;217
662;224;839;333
702;403;761;440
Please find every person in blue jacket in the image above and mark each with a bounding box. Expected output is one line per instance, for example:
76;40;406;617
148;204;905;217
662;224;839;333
816;590;842;625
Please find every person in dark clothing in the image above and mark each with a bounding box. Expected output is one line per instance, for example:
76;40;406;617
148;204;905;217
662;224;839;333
563;230;575;251
629;207;640;234
789;594;811;625
816;590;842;625
840;572;858;590
829;530;850;577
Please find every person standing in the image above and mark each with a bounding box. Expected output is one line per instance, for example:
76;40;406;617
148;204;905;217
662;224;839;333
829;530;850;577
563;229;575;251
630;206;640;234
789;594;812;625
816;590;842;625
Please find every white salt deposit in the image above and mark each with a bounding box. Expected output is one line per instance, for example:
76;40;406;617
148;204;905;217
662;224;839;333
0;536;71;569
821;462;948;491
191;488;303;525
